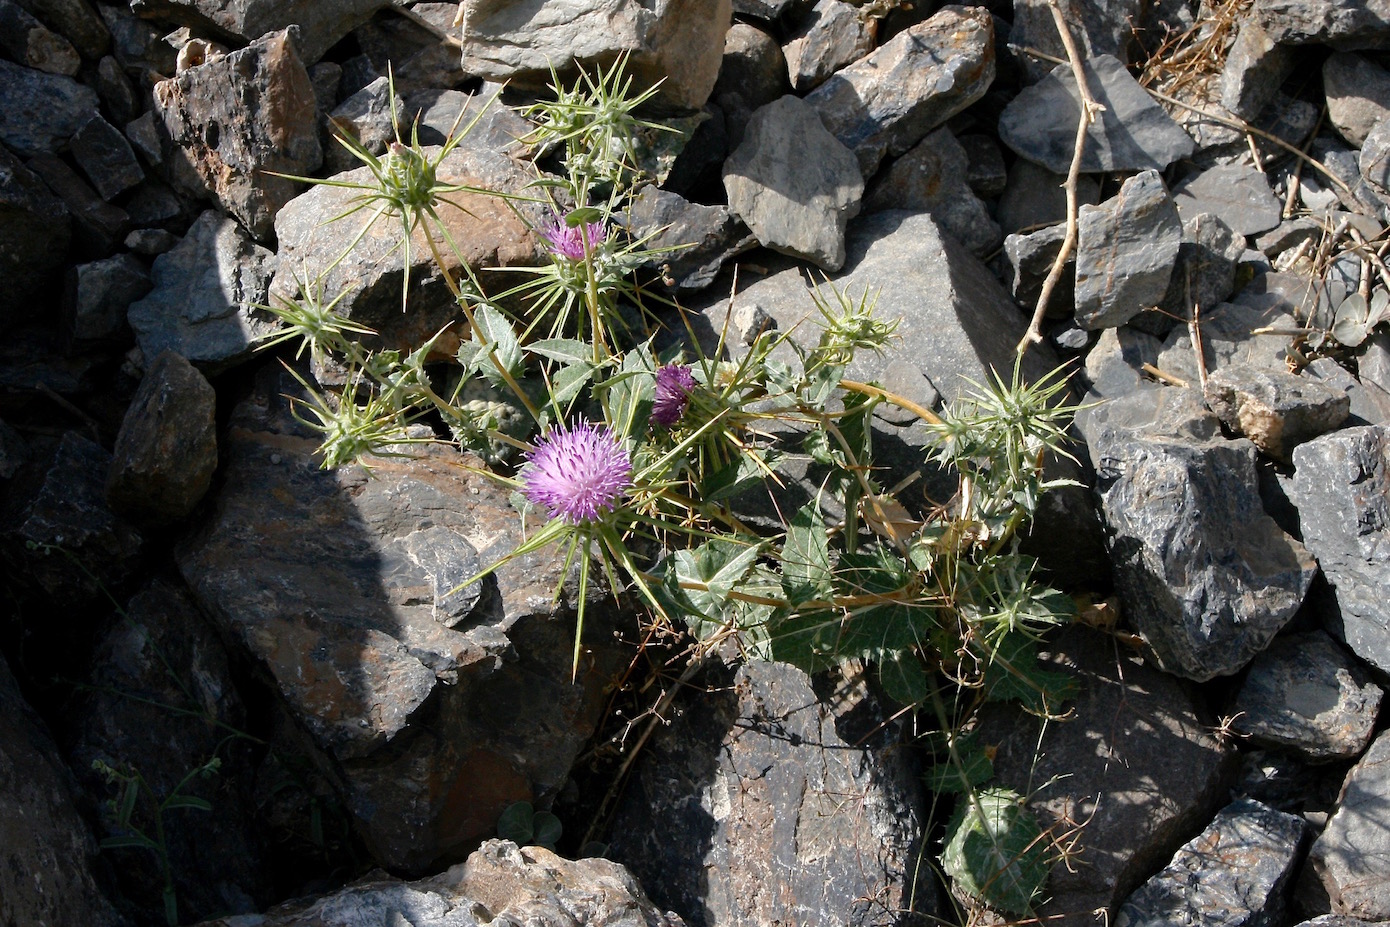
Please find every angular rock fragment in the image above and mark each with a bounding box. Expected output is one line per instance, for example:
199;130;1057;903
806;5;995;178
1000;55;1195;174
959;134;1007;198
459;0;732;112
95;55;137;125
69;113;144;200
0;145;70;322
1231;630;1383;762
1153;276;1305;384
1289;426;1390;674
127;210;278;370
16;0;110;60
1000;222;1074;314
1157;212;1244;323
1256;0;1390;48
625;186;753;291
610;661;934;927
26;152;128;254
975;626;1236;923
1221;14;1293;121
0;0;80;75
864;128;1000;257
322;75;404;175
1302;730;1390;920
1075;170;1182;330
723;95;863;271
130;0;384;64
1010;0;1143;83
0;58;97;156
1361;114;1390;194
1084;387;1317;680
152;28;322;240
1324;53;1390;147
63;253;151;346
1117;798;1306;927
783;0;875;93
1304;356;1390;427
1172;161;1282;236
713;23;787;149
997;159;1099;235
1204;364;1350;460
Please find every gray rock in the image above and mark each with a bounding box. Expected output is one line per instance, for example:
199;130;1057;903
723;95;863;271
130;0;384;65
713;24;789;151
864;128;1000;257
1232;630;1384;761
26;152;129;254
1158;212;1245;322
0;653;124;927
1000;222;1074;315
1312;137;1390;223
1257;218;1323;259
0;58;97;156
625;186;753;291
95;55;137;126
197;839;684;927
1360;330;1390;391
1172;161;1283;236
975;626;1236;923
13;0;110;60
1153;275;1306;385
1256;0;1390;48
610;661;933;927
323;75;404;175
0;145;70;322
124;110;163;168
805;5;995;178
732;0;797;18
1082;326;1163;401
128;210;277;370
1221;14;1294;121
1304;356;1390;427
269;143;544;354
1;432;143;605
177;368;630;871
783;0;875;93
1289;426;1390;674
1084;387;1317;680
63;253;151;346
0;0;80;74
1075;170;1183;330
1010;0;1143;83
124;228;180;255
1204;364;1351;460
996;158;1100;236
352;4;468;96
404;85;535;156
107;351;218;526
97;1;173;75
1000;55;1194;174
459;0;732;112
1325;53;1390;147
1117;798;1306;927
0;420;27;479
69;113;144;200
1303;730;1390;919
959;133;1007;199
152;28;322;241
1361;115;1390;193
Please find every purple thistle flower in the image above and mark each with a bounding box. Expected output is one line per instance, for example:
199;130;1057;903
652;364;697;427
522;420;632;524
540;214;607;262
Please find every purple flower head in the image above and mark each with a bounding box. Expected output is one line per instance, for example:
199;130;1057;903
540;213;607;262
652;364;697;427
522;420;632;524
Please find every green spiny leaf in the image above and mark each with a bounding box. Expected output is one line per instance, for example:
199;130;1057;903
941;787;1049;915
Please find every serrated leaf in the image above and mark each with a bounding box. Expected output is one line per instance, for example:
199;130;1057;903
782;502;834;606
942;787;1049;915
464;304;525;386
706;450;776;503
982;632;1077;716
804;363;844;410
527;338;592;364
878;651;928;706
532;811;563;849
803;428;842;467
550;360;596;407
566;206;603;226
766;608;844;673
497;801;535;844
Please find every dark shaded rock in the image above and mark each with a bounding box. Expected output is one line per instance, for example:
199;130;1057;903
0;58;97;156
95;56;137;126
1010;0;1143;83
1172;162;1283;236
12;0;110;60
783;0;874;93
130;0;384;65
1153;275;1306;385
1289;426;1390;674
1302;730;1390;919
1158;212;1244;320
997;159;1100;235
68;579;268;923
127;210;278;370
724;95;862;271
152;28;322;241
197;839;684;927
1082;326;1163;401
1304;356;1390;427
26;151;129;254
626;186;753;291
1324;53;1390;147
106;351;217;526
176;368;630;871
269;143;543;355
959;133;1007;199
0;144;70;322
1362;115;1390;194
404;86;534;156
63;253;151;347
1083;387;1317;680
322;75;404;176
732;0;797;19
1221;14;1294;121
975;626;1236;924
805;5;995;178
0;653;124;927
1204;364;1351;461
1075;170;1182;330
1117;798;1306;927
1000;55;1195;174
124;228;179;256
864;128;1000;257
1256;0;1390;48
1;432;142;604
0;0;80;75
610;661;933;927
1000;222;1073;315
351;3;465;94
0;420;28;479
70;113;144;200
711;23;786;150
97;2;174;75
123;111;163;169
458;0;733;113
1232;630;1383;761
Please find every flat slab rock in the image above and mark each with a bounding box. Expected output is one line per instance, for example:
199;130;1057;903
609;661;933;927
131;0;384;64
1172;162;1283;237
974;626;1236;924
1289;425;1390;675
1074;169;1182;330
192;840;685;927
1000;54;1195;175
1255;0;1390;48
176;367;628;871
1302;730;1390;919
1116;798;1306;927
